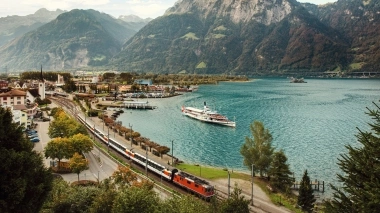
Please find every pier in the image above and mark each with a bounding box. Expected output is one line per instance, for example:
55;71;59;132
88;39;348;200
292;179;325;193
123;101;157;110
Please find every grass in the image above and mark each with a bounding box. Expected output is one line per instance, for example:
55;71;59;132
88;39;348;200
349;62;364;70
212;33;226;39
175;163;249;180
181;32;199;40
196;62;207;69
176;163;303;212
254;178;303;213
213;25;227;31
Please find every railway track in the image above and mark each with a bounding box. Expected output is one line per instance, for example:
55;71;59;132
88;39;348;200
50;96;260;212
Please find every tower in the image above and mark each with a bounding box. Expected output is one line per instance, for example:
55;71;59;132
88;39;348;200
38;65;45;100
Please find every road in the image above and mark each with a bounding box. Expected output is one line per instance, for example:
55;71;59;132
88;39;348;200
32;103;171;200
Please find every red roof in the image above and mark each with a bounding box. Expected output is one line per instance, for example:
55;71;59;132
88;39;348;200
0;89;26;97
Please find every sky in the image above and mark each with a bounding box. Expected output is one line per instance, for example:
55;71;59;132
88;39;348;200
0;0;337;19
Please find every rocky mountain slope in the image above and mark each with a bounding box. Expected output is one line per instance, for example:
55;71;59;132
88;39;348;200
0;8;65;48
0;10;140;71
111;0;355;75
1;0;379;75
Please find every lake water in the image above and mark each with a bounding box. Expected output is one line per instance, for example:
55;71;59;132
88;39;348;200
117;78;380;195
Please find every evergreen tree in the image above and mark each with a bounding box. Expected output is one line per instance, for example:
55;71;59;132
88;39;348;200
0;107;53;212
297;170;315;213
219;185;250;213
240;121;274;177
325;102;380;212
268;150;293;192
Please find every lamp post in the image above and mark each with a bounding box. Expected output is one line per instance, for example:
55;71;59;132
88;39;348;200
129;123;133;147
228;170;231;199
251;164;254;205
102;110;105;131
171;140;174;166
107;125;110;152
145;146;148;177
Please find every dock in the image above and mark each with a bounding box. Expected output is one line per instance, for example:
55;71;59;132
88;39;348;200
292;179;325;193
123;101;157;110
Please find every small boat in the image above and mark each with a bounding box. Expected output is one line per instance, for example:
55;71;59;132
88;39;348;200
289;77;307;83
181;102;236;127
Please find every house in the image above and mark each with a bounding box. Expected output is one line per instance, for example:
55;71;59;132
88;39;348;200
1;105;28;129
134;79;153;86
26;88;40;104
0;89;27;106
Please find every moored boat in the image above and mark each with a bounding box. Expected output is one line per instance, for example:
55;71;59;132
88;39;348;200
181;102;236;127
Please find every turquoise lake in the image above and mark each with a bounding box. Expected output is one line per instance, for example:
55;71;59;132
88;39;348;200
117;78;380;195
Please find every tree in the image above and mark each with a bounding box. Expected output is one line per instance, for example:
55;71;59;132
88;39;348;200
48;111;87;138
69;133;93;155
69;152;89;182
297;170;315;212
110;166;138;188
268;150;293;192
240;121;274;177
219;184;250;213
0;107;53;212
44;137;72;168
111;186;159;213
325;102;380;212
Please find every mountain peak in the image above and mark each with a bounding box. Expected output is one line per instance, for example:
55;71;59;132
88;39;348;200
165;0;298;25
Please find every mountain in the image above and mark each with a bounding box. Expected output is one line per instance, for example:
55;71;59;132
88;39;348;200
110;0;379;75
118;15;153;33
0;8;65;48
303;0;380;72
0;9;138;71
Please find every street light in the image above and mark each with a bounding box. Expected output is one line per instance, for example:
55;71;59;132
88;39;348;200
145;146;148;177
251;164;254;205
129;123;133;147
227;170;231;199
107;125;110;152
171;140;174;166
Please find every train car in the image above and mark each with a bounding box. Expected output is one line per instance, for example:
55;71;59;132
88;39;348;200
162;169;214;198
76;114;215;198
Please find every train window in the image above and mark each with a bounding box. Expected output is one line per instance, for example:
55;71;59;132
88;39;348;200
187;180;191;185
195;184;198;188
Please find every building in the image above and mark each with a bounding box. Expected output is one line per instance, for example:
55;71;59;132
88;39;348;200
1;105;28;129
38;66;45;100
26;89;40;104
134;79;153;86
0;89;27;106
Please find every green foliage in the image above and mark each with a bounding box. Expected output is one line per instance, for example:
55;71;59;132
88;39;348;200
112;186;159;213
240;121;274;177
69;153;89;182
48;110;88;138
297;170;315;213
268;150;293;192
219;185;250;213
0;107;53;213
69;133;93;154
159;195;212;213
325;102;380;212
44;137;73;167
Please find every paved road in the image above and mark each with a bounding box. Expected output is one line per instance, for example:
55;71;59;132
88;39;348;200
33;100;292;212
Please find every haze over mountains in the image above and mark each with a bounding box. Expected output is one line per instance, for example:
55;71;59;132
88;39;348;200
0;0;379;75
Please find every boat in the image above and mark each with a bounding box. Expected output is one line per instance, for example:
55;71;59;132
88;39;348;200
289;77;307;83
181;102;236;127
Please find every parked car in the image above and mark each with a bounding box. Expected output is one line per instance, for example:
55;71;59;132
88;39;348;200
26;130;37;134
28;135;38;139
30;138;40;143
42;117;50;122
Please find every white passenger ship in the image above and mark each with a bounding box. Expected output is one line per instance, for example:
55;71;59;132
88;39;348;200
181;102;236;127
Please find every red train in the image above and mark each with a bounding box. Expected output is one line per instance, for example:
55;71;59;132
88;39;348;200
77;115;215;199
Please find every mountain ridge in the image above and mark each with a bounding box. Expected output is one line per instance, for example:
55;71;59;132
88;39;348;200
1;0;379;75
